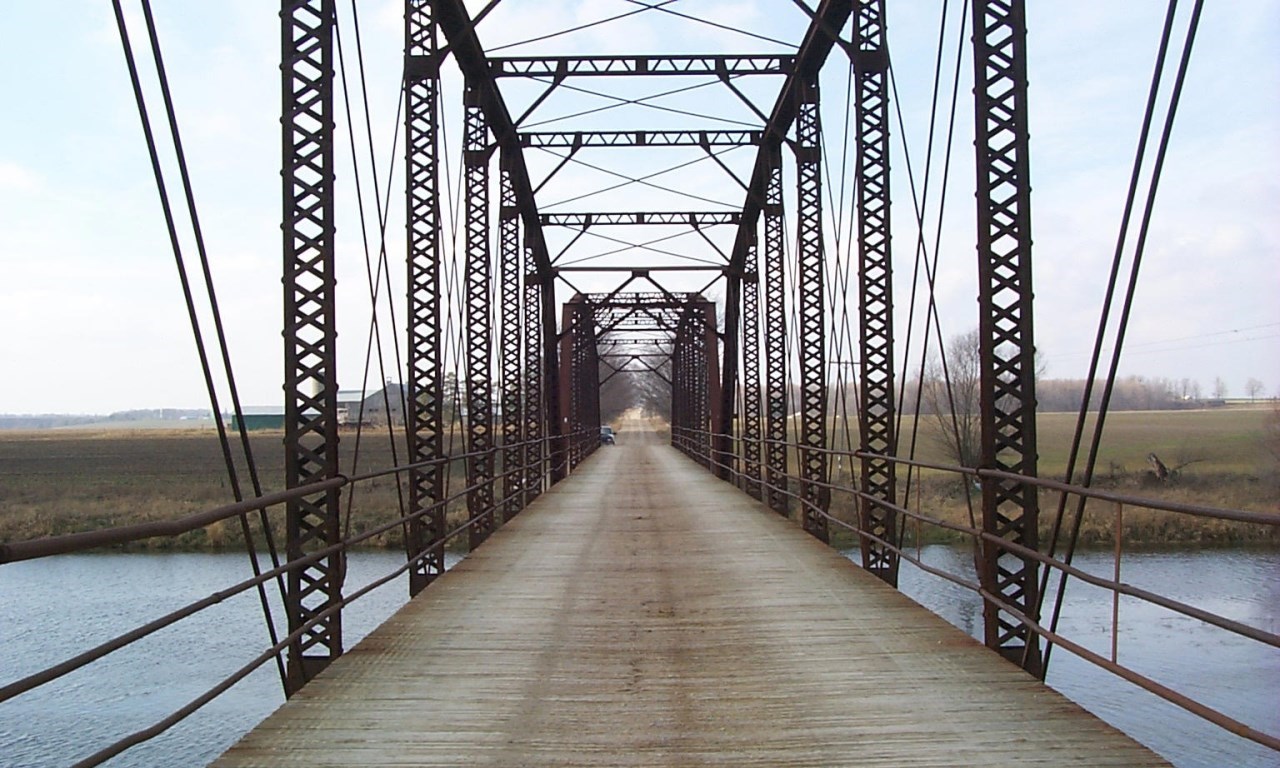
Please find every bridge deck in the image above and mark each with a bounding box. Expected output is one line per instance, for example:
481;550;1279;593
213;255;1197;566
214;428;1166;767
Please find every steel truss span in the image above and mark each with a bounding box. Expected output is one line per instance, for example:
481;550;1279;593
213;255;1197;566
23;2;1272;764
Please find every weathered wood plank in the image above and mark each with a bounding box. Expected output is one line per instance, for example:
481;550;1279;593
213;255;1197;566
213;429;1167;767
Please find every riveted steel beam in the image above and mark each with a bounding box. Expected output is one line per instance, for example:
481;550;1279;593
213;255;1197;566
853;0;898;585
404;0;446;598
499;148;524;521
521;130;761;148
490;54;795;78
463;81;496;550
794;76;828;544
541;211;741;227
281;0;341;694
761;142;788;517
741;236;763;500
972;0;1041;676
522;242;544;505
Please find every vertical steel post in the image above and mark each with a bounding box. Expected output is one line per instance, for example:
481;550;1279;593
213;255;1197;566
795;76;829;543
854;0;898;585
741;240;763;499
404;0;446;597
523;244;544;503
463;80;495;550
761;143;790;517
971;0;1041;675
716;275;740;481
543;278;566;483
703;301;721;470
281;0;341;694
498;149;523;520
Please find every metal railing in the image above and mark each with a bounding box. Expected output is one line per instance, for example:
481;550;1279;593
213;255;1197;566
0;429;599;767
670;424;1280;752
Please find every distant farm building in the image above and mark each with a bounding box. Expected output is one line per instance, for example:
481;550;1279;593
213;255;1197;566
337;383;406;426
228;406;286;431
227;384;405;430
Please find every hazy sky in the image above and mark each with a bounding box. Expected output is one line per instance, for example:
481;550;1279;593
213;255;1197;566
1;1;1276;414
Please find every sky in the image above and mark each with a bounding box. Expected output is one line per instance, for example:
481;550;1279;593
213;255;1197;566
0;0;1276;415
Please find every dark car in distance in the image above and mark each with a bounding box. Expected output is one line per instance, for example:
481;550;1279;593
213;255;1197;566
600;426;616;445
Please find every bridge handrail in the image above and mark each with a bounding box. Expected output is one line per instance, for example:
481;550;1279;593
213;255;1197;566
669;424;1280;751
0;428;601;766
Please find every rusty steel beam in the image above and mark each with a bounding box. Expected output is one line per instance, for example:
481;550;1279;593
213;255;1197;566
761;142;789;517
499;149;523;521
463;81;496;550
281;0;342;694
404;0;446;597
716;271;740;482
972;0;1042;675
489;54;795;78
523;242;544;505
852;0;899;585
794;76;828;544
740;241;763;500
520;130;761;148
541;211;741;227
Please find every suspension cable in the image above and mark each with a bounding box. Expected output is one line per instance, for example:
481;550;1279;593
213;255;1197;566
114;0;288;694
1040;0;1204;676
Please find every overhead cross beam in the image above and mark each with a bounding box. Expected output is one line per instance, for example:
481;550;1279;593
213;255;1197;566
521;130;762;148
490;54;795;77
541;211;741;226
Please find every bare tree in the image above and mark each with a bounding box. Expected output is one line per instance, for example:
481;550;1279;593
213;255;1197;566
923;329;982;467
1246;377;1264;402
1212;377;1228;400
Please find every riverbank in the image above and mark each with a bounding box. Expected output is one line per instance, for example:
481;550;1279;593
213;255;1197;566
0;418;1276;552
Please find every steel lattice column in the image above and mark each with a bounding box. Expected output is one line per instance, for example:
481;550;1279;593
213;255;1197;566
543;277;566;483
404;0;445;597
715;274;739;481
522;243;544;504
741;239;763;500
853;0;898;585
761;142;789;516
972;0;1041;675
794;76;829;543
463;81;496;550
702;302;721;470
281;0;341;694
498;149;523;521
560;301;592;469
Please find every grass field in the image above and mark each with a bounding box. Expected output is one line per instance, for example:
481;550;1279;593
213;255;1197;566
0;405;1276;551
822;405;1279;548
0;426;473;552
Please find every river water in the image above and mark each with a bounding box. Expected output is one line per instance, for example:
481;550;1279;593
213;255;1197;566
0;547;1276;767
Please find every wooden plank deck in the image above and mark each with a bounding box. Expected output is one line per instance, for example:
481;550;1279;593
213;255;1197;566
213;427;1167;767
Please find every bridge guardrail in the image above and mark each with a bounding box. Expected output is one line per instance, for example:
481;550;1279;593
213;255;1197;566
0;428;601;767
669;424;1280;752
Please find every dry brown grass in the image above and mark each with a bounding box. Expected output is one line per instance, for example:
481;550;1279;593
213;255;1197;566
0;427;481;552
